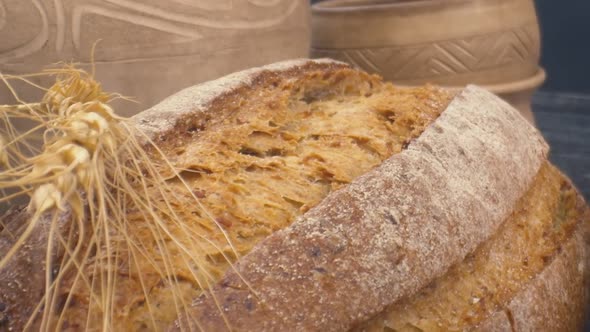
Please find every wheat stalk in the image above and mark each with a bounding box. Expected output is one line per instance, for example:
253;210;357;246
0;66;241;331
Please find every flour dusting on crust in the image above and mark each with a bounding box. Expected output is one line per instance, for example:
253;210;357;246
174;84;549;331
132;59;345;141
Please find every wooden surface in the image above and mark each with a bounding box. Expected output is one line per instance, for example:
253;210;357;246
534;92;590;200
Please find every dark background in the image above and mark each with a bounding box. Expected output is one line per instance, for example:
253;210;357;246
530;0;590;200
537;0;590;93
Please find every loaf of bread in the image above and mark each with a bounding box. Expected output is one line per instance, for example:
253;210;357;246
0;59;588;331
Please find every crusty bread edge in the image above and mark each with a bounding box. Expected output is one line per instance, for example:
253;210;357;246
474;222;589;332
3;60;581;331
0;208;73;331
132;58;347;141
474;182;590;332
167;73;550;330
0;59;347;331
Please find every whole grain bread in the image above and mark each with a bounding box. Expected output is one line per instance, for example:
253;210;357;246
1;204;81;331
169;84;551;332
2;59;454;331
356;165;589;331
474;218;589;332
0;59;588;332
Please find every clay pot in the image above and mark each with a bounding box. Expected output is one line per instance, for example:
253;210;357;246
311;0;544;122
431;68;545;123
0;0;310;116
482;68;546;123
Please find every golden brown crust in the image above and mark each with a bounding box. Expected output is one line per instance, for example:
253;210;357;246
117;60;451;330
474;183;590;332
171;85;549;331
133;59;350;145
474;224;589;332
2;59;453;331
3;60;585;332
355;164;587;331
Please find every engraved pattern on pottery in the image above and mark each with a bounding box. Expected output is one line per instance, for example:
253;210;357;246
0;0;299;64
312;24;540;81
0;0;49;62
0;0;6;30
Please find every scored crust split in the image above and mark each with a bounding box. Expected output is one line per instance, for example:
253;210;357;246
0;59;588;331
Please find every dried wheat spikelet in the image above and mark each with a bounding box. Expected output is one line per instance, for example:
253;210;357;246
0;66;238;331
0;134;8;167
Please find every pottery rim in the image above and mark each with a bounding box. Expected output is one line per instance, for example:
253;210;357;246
393;68;546;93
312;0;470;12
478;68;546;95
393;68;546;94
